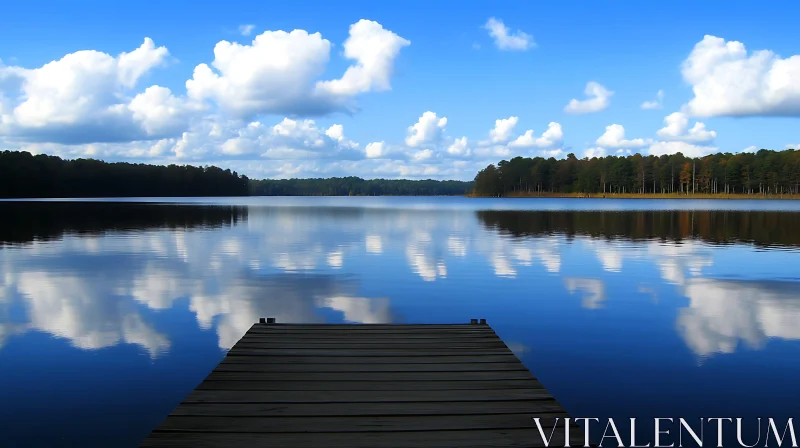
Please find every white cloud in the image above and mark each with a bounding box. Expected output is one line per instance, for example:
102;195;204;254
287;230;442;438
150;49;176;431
564;82;613;114
238;24;256;36
488;116;519;143
483;18;535;51
786;144;799;150
596;124;650;149
583;147;607;159
509;122;563;149
410;149;434;161
365;141;386;158
656;112;716;143
325;124;344;141
0;38;191;144
187;19;409;118
743;145;759;152
314;20;410;99
647;141;719;158
682;35;800;117
218;117;360;159
405;111;447;147
641;90;664;110
446;137;469;156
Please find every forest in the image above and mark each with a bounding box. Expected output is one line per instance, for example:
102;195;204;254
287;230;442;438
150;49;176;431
0;151;473;198
0;151;250;198
249;177;473;196
472;149;800;197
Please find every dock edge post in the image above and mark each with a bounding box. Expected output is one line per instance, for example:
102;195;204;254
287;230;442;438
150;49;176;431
470;318;478;324
259;317;266;324
479;318;487;325
266;317;276;324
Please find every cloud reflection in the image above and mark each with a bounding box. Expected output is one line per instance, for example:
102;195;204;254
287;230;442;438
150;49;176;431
677;279;800;357
1;204;798;360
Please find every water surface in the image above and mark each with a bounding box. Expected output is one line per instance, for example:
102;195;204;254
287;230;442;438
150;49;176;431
1;197;799;447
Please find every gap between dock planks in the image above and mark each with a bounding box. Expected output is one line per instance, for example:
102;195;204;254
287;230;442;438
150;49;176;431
139;319;584;448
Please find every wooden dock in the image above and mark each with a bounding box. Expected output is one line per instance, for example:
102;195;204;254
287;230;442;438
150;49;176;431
140;319;584;447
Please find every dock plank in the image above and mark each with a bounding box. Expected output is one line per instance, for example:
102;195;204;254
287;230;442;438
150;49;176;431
141;428;587;448
214;362;529;372
226;349;515;356
202;370;535;381
194;379;542;391
152;413;571;433
168;400;568;417
139;322;577;447
220;354;521;364
182;388;554;403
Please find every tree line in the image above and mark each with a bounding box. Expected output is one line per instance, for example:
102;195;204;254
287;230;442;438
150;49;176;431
0;151;473;198
0;151;251;198
472;149;800;196
250;177;473;196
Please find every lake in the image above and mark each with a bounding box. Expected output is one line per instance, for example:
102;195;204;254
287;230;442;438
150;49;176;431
1;197;799;447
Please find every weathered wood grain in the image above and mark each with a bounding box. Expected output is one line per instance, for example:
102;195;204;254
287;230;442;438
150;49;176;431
182;388;553;403
139;322;575;448
153;413;570;433
194;379;542;391
168;400;568;417
230;342;511;350
214;362;529;372
225;349;515;356
220;354;521;364
202;370;535;382
141;428;588;448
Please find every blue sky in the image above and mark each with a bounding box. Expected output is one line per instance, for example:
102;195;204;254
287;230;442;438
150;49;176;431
1;0;799;180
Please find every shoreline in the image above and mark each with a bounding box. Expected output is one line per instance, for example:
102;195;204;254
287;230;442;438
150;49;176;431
467;192;800;200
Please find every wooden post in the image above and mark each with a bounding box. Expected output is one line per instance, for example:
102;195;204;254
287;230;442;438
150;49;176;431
266;317;276;324
470;319;478;324
479;318;487;325
259;318;266;324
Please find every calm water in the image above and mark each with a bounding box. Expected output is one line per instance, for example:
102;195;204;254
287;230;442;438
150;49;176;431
1;197;799;447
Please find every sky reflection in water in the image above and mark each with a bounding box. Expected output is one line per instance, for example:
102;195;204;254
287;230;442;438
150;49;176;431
0;197;799;447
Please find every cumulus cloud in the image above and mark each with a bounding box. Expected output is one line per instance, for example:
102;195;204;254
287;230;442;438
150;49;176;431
509;122;564;149
641;90;664;110
314;20;410;100
583;147;607;159
365;141;386;158
596;124;650;149
656;112;716;143
483;18;535;51
488;116;519;143
447;137;469;156
238;24;255;36
410;149;434;161
473;117;564;159
187;19;409;118
588;120;717;158
0;38;195;144
682;35;800;117
220;117;361;159
647;141;719;158
405;111;447;147
564;82;613;114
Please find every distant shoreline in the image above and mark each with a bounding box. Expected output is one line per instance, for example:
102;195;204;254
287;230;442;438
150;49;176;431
468;192;800;200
